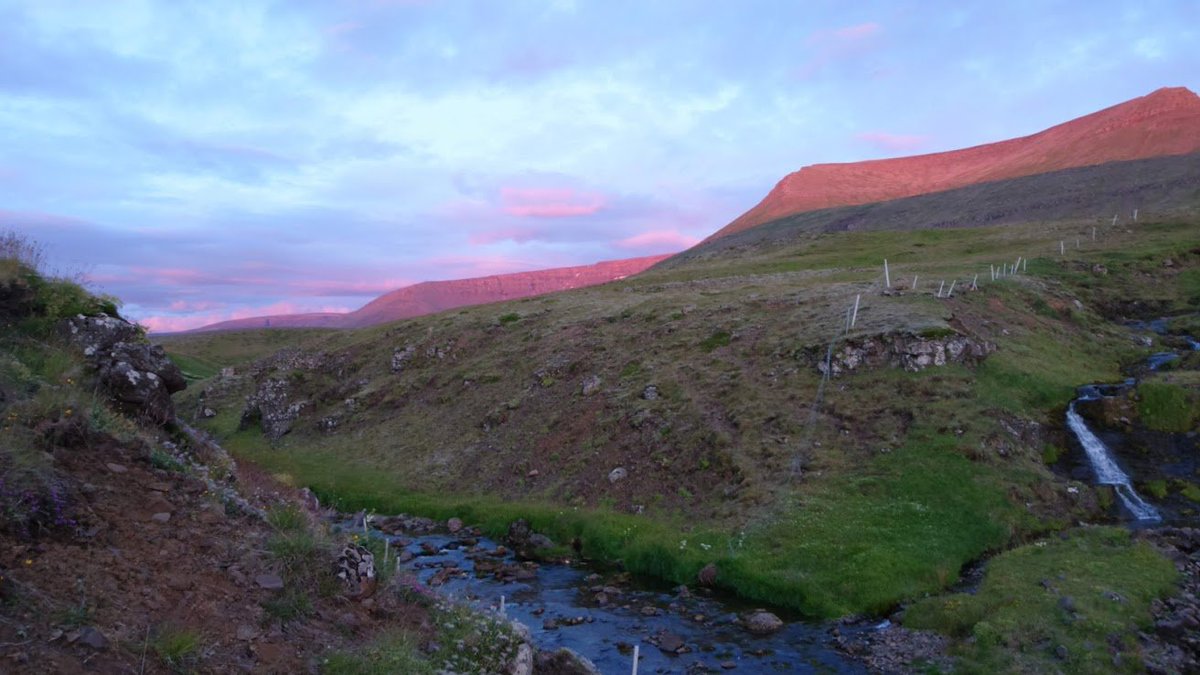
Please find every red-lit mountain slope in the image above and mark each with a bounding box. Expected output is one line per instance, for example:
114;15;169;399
710;87;1200;240
189;254;669;332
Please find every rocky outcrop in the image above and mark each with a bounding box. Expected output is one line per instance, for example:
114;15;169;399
63;314;186;424
816;331;995;377
239;377;307;440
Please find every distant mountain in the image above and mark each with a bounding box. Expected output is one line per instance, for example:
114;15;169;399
670;152;1200;265
189;255;670;332
709;87;1200;240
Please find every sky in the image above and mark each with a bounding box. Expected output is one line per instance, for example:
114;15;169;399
1;0;1197;332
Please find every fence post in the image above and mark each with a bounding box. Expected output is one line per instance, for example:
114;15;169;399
632;645;640;675
883;259;891;288
937;280;945;298
851;294;861;328
947;280;957;298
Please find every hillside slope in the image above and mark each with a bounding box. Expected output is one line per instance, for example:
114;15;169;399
191;254;669;332
710;87;1200;240
672;152;1200;267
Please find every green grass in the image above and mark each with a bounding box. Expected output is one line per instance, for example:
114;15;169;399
725;436;1017;617
904;527;1178;673
167;352;220;382
323;629;433;675
151;625;203;671
225;426;1027;618
1136;381;1198;432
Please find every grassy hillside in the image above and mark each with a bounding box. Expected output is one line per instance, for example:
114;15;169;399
174;206;1198;626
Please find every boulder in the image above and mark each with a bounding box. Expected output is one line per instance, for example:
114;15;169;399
63;314;186;425
239;377;307;440
742;609;784;635
580;375;602;396
608;467;628;484
506;519;554;559
532;648;602;675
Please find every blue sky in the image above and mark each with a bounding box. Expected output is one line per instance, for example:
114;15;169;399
1;0;1197;330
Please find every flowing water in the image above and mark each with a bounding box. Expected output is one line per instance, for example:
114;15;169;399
1063;316;1200;524
338;524;868;674
1065;391;1161;521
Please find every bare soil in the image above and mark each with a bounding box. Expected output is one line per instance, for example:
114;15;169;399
0;432;429;674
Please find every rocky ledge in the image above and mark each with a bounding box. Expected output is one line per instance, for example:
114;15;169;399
816;330;995;377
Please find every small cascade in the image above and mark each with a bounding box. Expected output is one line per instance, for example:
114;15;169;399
1065;395;1160;521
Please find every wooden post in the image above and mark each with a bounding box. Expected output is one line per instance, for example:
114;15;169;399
632;645;640;675
937;280;945;298
947;280;957;298
990;264;995;281
1133;208;1138;222
500;595;506;617
912;275;919;291
883;259;890;288
1014;257;1021;275
971;273;978;290
384;539;389;566
1022;257;1027;272
1112;214;1118;227
851;294;861;328
1060;241;1065;255
1092;226;1096;241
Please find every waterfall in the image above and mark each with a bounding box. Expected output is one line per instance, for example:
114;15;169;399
1065;399;1160;521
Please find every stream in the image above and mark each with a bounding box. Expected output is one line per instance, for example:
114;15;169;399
334;521;870;674
1063;316;1199;525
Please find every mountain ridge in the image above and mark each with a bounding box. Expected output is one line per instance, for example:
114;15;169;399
188;254;670;332
709;86;1200;240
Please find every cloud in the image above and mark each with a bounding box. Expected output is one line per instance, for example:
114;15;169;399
855;131;930;153
615;229;699;251
499;187;606;218
797;21;884;79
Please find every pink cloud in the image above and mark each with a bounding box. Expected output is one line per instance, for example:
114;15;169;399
832;22;882;40
500;187;605;218
168;299;226;312
615;230;699;251
797;21;884;79
856;131;930;153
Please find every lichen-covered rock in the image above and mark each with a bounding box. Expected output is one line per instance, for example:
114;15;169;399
239;377;307;440
391;345;416;372
816;331;995;377
580;374;603;396
63;314;186;424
